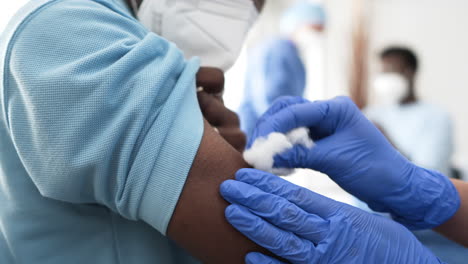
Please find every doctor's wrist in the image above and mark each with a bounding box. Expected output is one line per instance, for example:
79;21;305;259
391;167;460;230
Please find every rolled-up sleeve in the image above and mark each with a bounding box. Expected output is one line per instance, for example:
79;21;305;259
4;0;203;234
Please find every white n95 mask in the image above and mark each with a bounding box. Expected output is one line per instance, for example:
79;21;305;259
372;73;409;106
135;0;258;72
295;30;323;52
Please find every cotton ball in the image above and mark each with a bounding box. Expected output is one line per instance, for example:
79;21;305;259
287;127;314;148
243;133;293;173
244;127;315;176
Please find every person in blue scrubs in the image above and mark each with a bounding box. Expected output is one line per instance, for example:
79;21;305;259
238;1;325;138
221;96;468;263
0;0;267;263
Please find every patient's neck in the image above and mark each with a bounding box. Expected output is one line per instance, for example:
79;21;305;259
401;84;418;105
125;0;143;16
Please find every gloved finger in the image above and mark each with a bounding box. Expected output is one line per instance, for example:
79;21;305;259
250;101;330;142
221;180;330;242
307;96;361;140
267;102;329;135
255;96;358;140
245;252;286;264
273;144;321;171
273;134;358;178
248;96;308;148
226;204;318;264
235;169;341;218
259;96;309;122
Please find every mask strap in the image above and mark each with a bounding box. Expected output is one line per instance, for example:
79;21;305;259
129;0;139;17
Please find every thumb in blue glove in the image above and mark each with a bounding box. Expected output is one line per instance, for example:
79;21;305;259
221;169;445;264
247;96;459;230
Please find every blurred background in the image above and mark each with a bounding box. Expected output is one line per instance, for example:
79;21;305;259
2;0;468;261
0;1;29;32
227;0;468;176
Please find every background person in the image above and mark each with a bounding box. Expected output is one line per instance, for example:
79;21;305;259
238;1;325;138
366;47;455;178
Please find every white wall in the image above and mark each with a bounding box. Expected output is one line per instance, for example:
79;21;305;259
368;0;468;169
322;0;354;98
0;1;29;34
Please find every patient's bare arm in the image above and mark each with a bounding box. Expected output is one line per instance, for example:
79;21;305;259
434;179;468;247
167;120;270;263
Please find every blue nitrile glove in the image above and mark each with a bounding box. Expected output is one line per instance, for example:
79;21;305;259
221;169;445;264
247;96;459;229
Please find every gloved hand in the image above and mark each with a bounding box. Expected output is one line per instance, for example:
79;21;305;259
248;96;459;229
221;169;444;264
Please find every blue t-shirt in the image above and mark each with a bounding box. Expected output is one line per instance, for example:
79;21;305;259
365;102;453;177
0;0;203;263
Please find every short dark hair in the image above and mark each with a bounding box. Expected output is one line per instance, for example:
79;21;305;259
380;47;418;73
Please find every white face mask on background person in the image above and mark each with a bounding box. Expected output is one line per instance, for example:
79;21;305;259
295;30;323;51
134;0;258;72
293;26;324;56
292;26;324;72
372;73;409;106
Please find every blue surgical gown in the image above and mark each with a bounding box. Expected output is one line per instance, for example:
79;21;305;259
238;38;306;138
0;0;203;263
